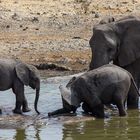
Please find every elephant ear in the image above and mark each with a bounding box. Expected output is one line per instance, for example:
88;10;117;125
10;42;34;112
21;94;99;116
117;24;140;66
15;63;30;85
104;31;118;47
95;24;118;49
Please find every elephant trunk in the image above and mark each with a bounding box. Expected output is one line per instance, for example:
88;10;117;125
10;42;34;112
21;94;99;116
90;53;110;70
34;87;40;114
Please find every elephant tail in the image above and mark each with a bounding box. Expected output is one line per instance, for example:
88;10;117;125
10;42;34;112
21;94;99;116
130;77;140;96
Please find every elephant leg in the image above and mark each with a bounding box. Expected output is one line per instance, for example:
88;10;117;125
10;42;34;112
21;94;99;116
13;101;22;114
125;65;139;109
127;79;139;109
82;102;92;114
113;93;127;116
22;99;31;112
116;102;126;116
91;104;104;118
12;79;26;114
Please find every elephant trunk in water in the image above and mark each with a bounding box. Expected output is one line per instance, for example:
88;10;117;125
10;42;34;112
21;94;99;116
34;87;40;114
48;85;77;117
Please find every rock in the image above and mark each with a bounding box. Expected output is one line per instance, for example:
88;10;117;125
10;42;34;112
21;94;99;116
72;36;82;39
122;1;129;4
77;59;88;65
6;25;10;28
19;25;23;28
99;16;115;24
59;58;71;64
37;13;40;15
23;27;28;31
35;63;72;71
32;17;39;23
95;13;100;18
126;8;133;12
132;0;138;3
11;13;22;21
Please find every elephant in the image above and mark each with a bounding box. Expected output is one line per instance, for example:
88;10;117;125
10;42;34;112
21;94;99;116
99;16;115;24
48;64;139;118
0;59;40;114
89;15;140;108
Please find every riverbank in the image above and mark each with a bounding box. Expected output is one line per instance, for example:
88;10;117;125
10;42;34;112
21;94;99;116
0;0;140;73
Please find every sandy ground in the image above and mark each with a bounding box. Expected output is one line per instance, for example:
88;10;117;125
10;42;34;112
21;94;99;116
0;0;140;72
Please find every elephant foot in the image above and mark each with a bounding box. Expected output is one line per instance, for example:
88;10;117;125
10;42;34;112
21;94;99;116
13;109;22;114
22;100;31;112
118;108;127;116
13;101;22;114
119;112;127;116
22;107;31;112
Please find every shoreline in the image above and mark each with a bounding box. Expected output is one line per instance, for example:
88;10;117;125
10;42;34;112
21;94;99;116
0;0;140;75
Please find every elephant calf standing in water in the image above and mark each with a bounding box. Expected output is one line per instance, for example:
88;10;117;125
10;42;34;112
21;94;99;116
48;64;139;118
0;59;40;114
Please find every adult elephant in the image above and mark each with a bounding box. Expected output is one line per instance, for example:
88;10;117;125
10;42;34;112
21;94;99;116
89;15;140;108
48;64;139;118
0;59;40;114
99;16;115;24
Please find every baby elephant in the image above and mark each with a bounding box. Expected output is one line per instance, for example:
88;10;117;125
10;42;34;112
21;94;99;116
0;59;40;114
48;64;139;118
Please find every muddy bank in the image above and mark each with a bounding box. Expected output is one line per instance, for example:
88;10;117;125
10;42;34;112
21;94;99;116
0;0;140;71
0;111;95;129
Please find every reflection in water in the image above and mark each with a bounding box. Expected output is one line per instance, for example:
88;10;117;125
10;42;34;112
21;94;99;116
35;126;41;140
62;109;140;140
14;126;41;140
14;129;26;140
0;74;140;140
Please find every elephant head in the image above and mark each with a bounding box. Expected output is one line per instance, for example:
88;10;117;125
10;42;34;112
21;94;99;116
15;63;40;114
89;16;140;69
48;76;103;117
66;76;76;88
99;16;115;24
60;85;80;109
48;85;77;116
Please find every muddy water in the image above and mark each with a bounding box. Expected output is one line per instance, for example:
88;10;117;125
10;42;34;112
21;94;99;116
0;73;140;140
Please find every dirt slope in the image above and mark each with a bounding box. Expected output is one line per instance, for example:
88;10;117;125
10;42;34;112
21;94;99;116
0;0;139;71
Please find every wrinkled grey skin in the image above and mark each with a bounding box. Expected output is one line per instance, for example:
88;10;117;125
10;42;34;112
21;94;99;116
99;16;115;24
0;59;40;114
48;64;139;118
89;15;140;108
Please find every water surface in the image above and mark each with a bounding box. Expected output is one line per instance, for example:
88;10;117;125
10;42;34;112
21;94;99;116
0;72;140;140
